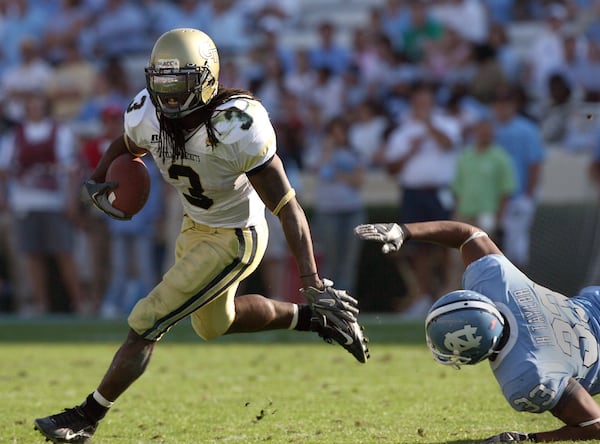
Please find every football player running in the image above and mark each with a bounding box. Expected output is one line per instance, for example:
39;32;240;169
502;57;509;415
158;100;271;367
355;221;600;442
34;28;368;444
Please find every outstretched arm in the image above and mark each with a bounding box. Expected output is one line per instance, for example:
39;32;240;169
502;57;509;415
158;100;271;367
354;220;502;267
485;379;600;442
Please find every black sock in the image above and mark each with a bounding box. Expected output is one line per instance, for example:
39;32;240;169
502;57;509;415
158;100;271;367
294;304;314;331
80;393;109;423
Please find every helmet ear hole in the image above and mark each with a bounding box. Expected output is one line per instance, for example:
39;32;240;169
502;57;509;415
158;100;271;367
425;290;505;368
145;28;220;118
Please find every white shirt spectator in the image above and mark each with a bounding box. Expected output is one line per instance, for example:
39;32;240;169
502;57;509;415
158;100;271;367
431;0;488;43
385;112;461;187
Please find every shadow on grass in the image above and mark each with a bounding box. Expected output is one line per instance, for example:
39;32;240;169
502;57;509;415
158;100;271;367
0;313;427;345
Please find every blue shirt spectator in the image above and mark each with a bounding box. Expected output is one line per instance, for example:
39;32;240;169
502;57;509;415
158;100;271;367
90;0;151;58
308;21;352;76
493;113;545;197
0;0;46;69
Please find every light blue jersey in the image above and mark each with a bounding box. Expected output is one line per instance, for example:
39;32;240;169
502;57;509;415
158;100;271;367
463;254;600;413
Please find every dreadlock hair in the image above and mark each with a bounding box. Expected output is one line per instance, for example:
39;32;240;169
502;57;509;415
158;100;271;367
157;85;258;162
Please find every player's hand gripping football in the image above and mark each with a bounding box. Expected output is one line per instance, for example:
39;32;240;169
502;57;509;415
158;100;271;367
354;223;407;254
483;431;533;442
82;180;129;220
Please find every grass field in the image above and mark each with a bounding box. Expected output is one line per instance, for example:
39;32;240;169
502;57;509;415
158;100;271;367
0;315;578;444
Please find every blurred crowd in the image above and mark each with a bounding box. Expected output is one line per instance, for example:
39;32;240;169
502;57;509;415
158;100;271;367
0;0;600;318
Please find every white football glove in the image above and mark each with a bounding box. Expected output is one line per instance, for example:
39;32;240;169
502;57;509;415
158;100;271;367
354;223;407;254
483;431;533;442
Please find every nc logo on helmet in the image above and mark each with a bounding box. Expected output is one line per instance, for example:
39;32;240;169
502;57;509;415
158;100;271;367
443;325;482;352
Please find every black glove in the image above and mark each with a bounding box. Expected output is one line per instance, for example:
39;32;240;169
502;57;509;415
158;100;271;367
82;180;129;220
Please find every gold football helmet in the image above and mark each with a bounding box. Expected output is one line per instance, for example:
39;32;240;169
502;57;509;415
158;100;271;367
145;28;220;118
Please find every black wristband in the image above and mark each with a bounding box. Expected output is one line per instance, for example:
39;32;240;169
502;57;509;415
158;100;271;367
399;223;411;241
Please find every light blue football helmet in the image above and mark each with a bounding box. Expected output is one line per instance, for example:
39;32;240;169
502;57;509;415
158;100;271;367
425;290;505;369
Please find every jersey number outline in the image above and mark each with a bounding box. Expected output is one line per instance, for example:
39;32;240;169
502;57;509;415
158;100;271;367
168;164;214;209
127;95;147;113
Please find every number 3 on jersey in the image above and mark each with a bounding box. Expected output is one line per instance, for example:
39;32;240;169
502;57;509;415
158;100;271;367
168;164;214;209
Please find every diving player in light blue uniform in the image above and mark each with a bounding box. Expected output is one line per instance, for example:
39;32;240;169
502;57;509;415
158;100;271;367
355;220;600;442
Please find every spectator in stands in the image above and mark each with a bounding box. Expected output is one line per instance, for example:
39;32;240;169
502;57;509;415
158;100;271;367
284;48;316;99
202;0;251;57
452;117;516;236
348;99;390;167
378;0;411;53
569;40;600;102
1;37;53;123
75;58;132;132
443;85;483;141
256;28;295;74
526;2;583;100
307;67;344;122
90;0;151;59
41;0;91;65
402;1;444;63
0;0;46;70
45;37;98;123
381;83;461;318
431;0;489;44
100;156;163;319
249;54;286;117
422;24;473;85
244;0;300;35
349;28;380;87
539;72;578;145
483;0;515;25
487;22;522;84
468;43;508;104
491;86;546;270
0;91;86;315
272;90;307;170
309;116;366;296
448;116;516;291
144;0;205;37
308;21;352;76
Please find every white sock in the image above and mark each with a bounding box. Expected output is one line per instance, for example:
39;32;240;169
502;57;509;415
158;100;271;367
93;390;114;408
288;304;299;330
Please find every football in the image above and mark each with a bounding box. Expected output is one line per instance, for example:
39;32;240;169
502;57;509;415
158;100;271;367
105;153;151;218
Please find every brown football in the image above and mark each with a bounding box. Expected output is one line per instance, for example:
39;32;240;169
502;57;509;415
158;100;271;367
105;153;150;218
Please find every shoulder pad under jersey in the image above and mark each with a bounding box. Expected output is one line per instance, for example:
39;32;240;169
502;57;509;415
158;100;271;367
211;98;271;145
124;89;159;149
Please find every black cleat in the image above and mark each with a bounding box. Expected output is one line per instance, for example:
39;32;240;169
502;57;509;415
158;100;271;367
301;280;370;363
34;406;98;443
312;313;370;363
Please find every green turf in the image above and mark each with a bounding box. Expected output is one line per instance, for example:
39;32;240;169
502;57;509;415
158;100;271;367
0;316;586;443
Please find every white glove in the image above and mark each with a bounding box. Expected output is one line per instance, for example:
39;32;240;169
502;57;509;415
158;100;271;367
354;223;407;254
483;431;532;442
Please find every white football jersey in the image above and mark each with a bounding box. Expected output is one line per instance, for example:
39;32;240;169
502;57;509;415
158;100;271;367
124;89;276;228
